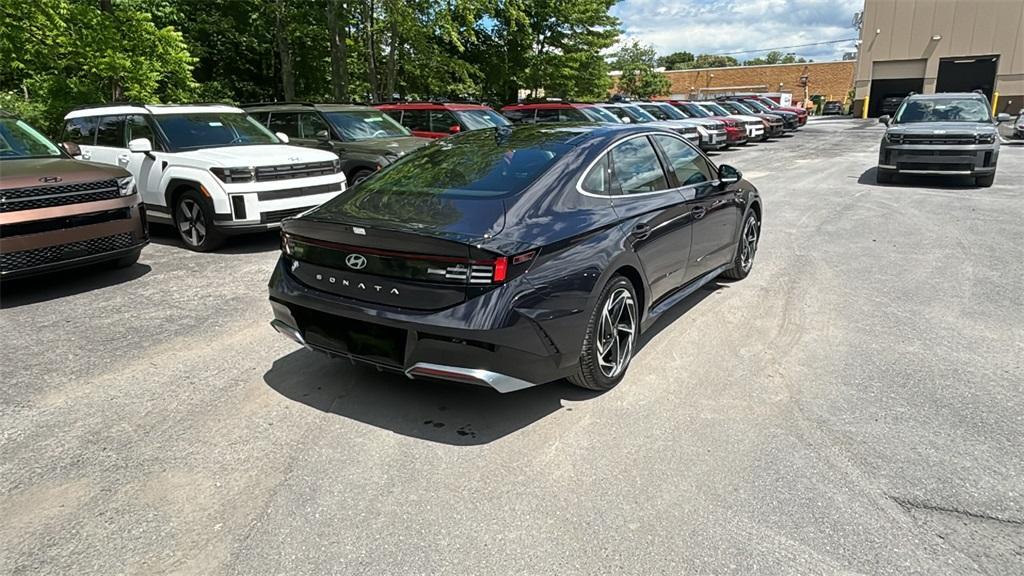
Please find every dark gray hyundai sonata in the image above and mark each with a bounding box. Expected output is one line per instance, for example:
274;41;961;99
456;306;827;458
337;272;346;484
268;123;762;392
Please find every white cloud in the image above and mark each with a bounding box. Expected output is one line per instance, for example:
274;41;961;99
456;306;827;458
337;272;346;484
611;0;862;62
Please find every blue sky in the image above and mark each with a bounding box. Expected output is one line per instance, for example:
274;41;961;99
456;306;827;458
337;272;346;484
611;0;862;63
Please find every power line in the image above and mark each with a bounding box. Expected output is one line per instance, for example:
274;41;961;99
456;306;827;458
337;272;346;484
715;38;859;56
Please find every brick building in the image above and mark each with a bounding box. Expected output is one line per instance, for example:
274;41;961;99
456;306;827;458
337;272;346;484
647;61;855;104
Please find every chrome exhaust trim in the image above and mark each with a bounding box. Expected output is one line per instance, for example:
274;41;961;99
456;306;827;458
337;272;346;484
271;319;308;348
405;362;536;394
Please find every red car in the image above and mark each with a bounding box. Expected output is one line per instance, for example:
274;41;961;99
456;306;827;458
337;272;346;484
661;100;750;145
747;96;808;126
376;101;510;139
501;101;620;124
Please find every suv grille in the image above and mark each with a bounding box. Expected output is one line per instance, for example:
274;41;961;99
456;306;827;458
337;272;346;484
1;232;135;273
255;161;336;182
1;179;119;213
889;134;981;145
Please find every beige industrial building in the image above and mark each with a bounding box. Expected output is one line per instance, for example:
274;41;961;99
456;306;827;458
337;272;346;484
853;0;1024;117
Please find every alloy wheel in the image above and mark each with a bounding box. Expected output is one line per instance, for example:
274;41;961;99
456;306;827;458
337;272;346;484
596;287;637;378
178;199;207;247
740;216;759;271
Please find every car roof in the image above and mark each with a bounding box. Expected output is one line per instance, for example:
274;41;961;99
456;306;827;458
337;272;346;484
376;101;491;110
65;103;243;119
502;102;599;110
242;102;377;112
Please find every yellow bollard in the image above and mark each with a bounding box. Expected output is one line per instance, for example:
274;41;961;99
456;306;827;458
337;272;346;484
992;92;999;114
862;96;870;119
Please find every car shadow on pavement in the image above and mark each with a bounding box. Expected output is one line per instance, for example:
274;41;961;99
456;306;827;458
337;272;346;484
857;167;981;189
636;281;722;352
263;349;603;446
0;262;152;309
148;224;281;255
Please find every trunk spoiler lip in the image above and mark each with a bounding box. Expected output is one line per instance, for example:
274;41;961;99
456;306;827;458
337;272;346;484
284;233;501;264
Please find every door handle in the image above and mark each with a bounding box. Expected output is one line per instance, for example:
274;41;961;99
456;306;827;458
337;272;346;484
81;151;91;160
631;223;652;240
117;154;130;164
692;206;707;220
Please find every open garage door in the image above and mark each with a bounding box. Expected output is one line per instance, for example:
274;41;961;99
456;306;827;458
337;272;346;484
936;56;998;100
868;59;926;117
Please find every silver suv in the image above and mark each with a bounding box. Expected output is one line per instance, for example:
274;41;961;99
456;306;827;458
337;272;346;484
877;92;1011;187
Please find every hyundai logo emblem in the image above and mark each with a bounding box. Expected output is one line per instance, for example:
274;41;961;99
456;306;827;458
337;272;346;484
345;254;367;270
39;176;63;183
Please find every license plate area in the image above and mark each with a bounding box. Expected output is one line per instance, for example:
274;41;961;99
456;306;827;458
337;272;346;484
293;306;406;367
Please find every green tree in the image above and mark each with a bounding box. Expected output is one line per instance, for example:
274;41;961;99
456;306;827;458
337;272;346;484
657;51;694;70
611;40;670;99
690;53;739;69
1;0;195;133
744;50;807;66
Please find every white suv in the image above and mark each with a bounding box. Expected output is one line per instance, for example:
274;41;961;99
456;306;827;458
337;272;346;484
61;104;347;251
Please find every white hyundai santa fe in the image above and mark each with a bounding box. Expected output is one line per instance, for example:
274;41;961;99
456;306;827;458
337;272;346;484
61;104;347;251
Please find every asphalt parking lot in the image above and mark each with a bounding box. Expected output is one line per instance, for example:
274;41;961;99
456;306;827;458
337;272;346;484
2;119;1022;575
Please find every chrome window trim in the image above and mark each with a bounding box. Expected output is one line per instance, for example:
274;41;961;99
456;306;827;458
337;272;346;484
576;131;719;199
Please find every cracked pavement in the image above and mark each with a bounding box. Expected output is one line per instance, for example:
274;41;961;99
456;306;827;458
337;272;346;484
1;119;1022;575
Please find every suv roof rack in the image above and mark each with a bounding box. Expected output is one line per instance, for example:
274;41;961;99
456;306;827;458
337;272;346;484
242;101;316;108
71;102;149;111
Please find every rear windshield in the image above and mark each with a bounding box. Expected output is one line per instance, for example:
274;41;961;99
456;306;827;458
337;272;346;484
153;113;279;150
453;109;511;130
894;98;991;123
355;127;572;198
0;117;63;159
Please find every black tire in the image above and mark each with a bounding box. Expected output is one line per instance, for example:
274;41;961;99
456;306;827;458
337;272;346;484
721;210;760;280
349;168;374;187
975;173;995;187
568;276;638;391
876;169;894;184
174;190;224;252
108;250;141;269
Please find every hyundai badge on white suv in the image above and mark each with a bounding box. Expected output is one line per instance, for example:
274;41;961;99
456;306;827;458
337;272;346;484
61;104;347;251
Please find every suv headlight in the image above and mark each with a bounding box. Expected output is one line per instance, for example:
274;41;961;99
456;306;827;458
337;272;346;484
210;167;255;183
331;158;342;173
975;133;995;144
116;175;136;196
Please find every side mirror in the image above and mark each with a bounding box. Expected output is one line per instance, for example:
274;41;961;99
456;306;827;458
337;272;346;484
878;115;891;125
315;129;331;142
719;164;742;185
275;132;290;144
995;113;1011;123
61;142;81;157
127;138;153;153
620;116;632;124
448;124;461;134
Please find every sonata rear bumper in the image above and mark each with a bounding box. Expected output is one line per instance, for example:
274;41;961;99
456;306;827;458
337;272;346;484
268;257;576;392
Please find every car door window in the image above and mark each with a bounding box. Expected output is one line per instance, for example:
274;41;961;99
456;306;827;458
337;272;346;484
126;115;154;145
609;137;669;195
502;109;532;124
268;112;300;138
560;108;590;122
299;112;330;139
580;155;611;195
651;134;711;186
63;116;97;145
401;110;430;132
535;109;560;123
429;110;458;132
95;116;126;147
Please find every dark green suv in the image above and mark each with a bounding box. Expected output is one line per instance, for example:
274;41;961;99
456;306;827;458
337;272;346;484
244;102;429;186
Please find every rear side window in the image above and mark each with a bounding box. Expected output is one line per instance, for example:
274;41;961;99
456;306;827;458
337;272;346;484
126;115;154;144
95;115;125;147
560;108;590;122
269;112;300;137
609;137;668;195
580;155;611;195
400;110;430;132
63;116;97;145
651;134;711;186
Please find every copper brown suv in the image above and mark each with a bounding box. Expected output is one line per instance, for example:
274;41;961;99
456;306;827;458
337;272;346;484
0;111;148;280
